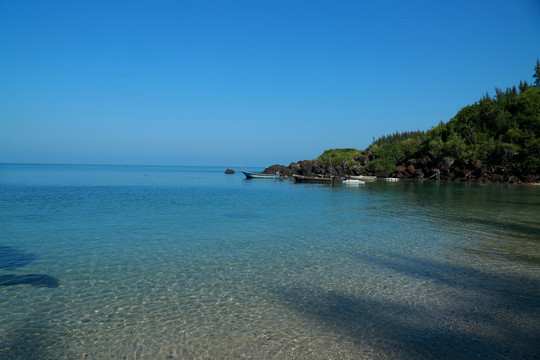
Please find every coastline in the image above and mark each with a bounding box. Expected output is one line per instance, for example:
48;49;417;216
261;157;540;185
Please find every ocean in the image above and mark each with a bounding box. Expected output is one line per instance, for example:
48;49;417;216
0;164;539;359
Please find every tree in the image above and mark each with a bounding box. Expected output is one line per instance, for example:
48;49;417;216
534;59;540;87
519;80;530;93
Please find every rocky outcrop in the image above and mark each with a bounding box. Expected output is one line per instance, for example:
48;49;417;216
389;155;538;184
262;158;375;179
262;156;539;184
225;169;235;174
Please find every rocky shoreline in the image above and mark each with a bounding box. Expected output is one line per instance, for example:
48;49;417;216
262;156;540;184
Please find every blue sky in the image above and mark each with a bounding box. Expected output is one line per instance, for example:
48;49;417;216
1;0;539;167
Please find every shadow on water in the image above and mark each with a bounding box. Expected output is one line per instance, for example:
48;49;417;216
0;246;60;288
0;246;38;270
0;274;59;288
359;252;540;309
270;252;540;359
0;246;63;359
458;217;540;239
271;284;539;359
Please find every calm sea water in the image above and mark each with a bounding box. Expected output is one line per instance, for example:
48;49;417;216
0;164;539;360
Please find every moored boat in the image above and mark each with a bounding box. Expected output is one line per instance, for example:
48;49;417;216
293;174;335;184
341;179;365;185
349;175;377;182
242;171;282;179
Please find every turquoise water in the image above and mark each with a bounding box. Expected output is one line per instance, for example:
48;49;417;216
0;164;539;359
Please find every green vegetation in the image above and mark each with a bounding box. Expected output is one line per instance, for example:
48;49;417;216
317;60;540;176
317;148;364;167
368;131;425;172
422;84;540;174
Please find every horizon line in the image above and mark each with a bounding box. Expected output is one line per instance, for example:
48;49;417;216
0;162;264;168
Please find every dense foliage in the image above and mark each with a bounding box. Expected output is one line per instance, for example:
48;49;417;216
317;148;363;167
422;85;539;174
367;131;425;172
371;130;426;147
317;61;540;176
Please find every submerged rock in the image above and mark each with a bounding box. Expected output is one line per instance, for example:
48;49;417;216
225;169;235;174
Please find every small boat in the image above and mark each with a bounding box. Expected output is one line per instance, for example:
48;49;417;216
293;174;335;184
242;171;282;179
341;179;365;185
383;178;399;182
349;175;377;182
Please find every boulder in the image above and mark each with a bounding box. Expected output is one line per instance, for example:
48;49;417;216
299;160;313;174
289;162;301;173
416;156;432;168
351;164;363;175
491;174;504;182
264;164;284;174
282;167;294;177
453;159;467;170
469;159;482;169
439;157;455;169
414;170;424;179
396;165;407;173
225;169;235;174
312;161;323;174
457;169;470;178
406;165;416;175
354;155;370;166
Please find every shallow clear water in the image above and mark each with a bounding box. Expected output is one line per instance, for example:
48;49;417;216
0;164;539;359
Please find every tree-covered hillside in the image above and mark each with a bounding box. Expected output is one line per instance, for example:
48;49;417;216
264;61;539;182
328;61;540;178
421;84;539;175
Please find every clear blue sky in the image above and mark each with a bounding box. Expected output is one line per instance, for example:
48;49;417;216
1;0;539;167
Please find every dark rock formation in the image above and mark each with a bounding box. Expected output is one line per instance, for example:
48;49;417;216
416;156;432;168
299;160;313;175
225;169;235;174
350;164;363;175
469;159;482;169
289;162;301;173
263;164;285;174
354;155;370;166
439;157;455;169
263;154;539;184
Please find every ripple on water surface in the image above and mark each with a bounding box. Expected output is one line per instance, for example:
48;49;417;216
0;166;539;359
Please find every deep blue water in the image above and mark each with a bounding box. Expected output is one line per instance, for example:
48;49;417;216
0;164;539;359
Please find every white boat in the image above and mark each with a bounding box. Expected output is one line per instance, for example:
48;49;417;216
341;179;365;185
349;175;377;182
383;178;399;182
